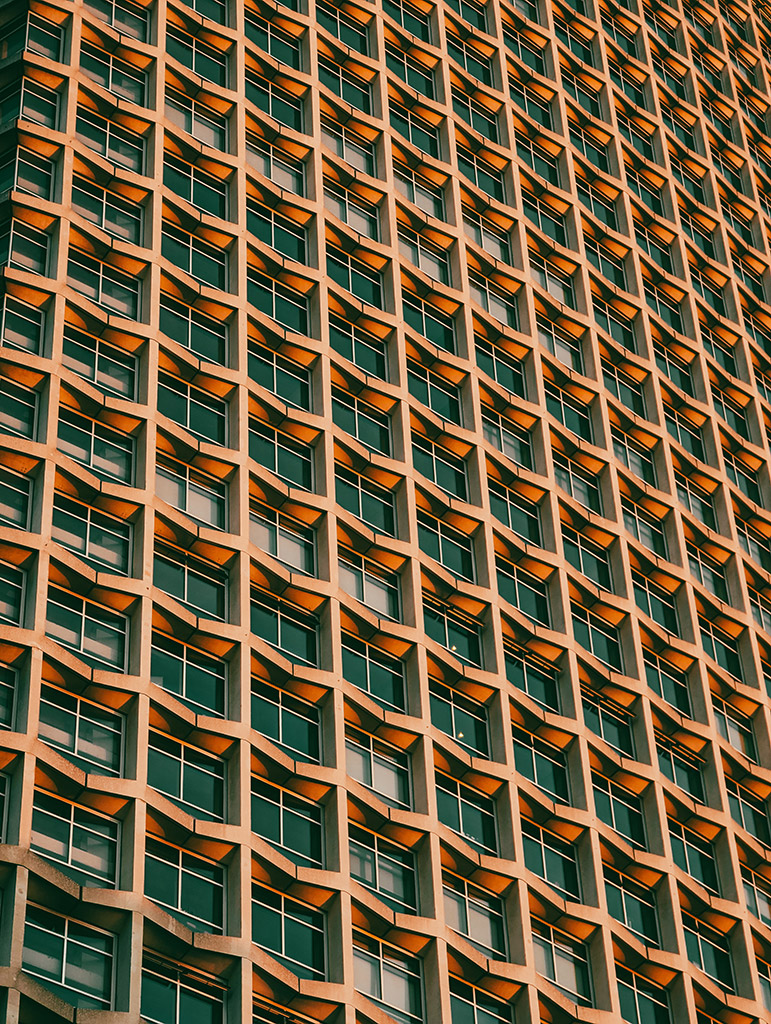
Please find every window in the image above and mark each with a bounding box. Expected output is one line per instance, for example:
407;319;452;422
52;493;131;575
436;771;498;853
324;180;379;239
563;525;612;589
252;776;323;867
522;818;580;899
62;326;137;400
592;772;645;847
583;691;634;756
727;778;770;844
167;26;229;87
252;676;320;761
623;497;667;557
151;633;227;718
85;0;148;40
249;420;313;491
395;162;444;219
247;270;309;335
327;245;384;307
404;293;456;351
67;250;141;320
594;297;637;352
141;960;226;1024
165;155;228;220
250;501;314;575
154;544;228;621
532;919;592;1004
162;223;228;290
1;294;45;354
246;9;302;65
158;372;228;446
506;646;560;710
250;591;319;666
31;790;118;887
249;342;311;409
319;55;372;113
342;634;405;711
145;837;224;934
713;696;755;759
475;338;524;397
335;465;396;535
248;199;307;263
743;867;771;928
332;387;391;454
16;78;60;128
418;510;473;580
253;885;326;983
0;466;31;532
450;978;513;1024
0;376;37;440
513;725;568;801
453;90;499;143
0;663;15;728
430;679;488;756
46;586;129;670
148;731;225;821
72;176;143;244
669;819;719;892
350;824;417;912
482;409;532;470
699;615;743;681
156;456;227;530
617;966;670;1024
330;314;388;379
76;108;145;171
464;209;511;262
245;72;304;132
408;360;462;424
38;684;123;776
317;0;369;51
166;89;229;150
572;603;623;671
412;434;467;500
384;0;431;41
469;272;519;327
321;118;376;176
682;912;734;990
633;571;679;634
339;551;400;620
160;295;228;365
22;907;114;1009
80;42;146;105
424;598;482;666
497;559;551;627
399;227;451;283
346;726;411;808
457;146;505;201
247;134;305;195
523;194;568;246
489;481;540;544
387;45;434;98
354;934;423;1024
613;427;657;486
687;541;728;601
0;146;54;200
605;866;659;944
554;452;602;513
444;873;506;957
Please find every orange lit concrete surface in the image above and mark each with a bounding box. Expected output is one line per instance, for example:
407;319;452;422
2;0;771;1021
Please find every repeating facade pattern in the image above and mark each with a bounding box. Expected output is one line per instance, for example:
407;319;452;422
5;0;771;1020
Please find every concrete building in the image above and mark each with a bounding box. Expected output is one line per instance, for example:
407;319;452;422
2;0;771;1020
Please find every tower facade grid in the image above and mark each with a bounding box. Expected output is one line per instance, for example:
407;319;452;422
2;0;771;1021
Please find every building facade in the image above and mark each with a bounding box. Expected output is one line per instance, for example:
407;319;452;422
3;0;771;1020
